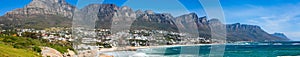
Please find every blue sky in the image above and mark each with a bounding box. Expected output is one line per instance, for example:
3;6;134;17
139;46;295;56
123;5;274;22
220;0;300;41
1;0;300;40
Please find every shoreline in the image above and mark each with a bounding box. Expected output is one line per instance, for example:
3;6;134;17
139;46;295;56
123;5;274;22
97;43;225;56
99;43;224;52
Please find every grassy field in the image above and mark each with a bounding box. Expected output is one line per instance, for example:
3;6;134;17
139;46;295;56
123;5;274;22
0;43;40;57
0;34;74;57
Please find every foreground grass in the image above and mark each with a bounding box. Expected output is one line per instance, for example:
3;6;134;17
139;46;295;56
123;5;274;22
0;34;74;55
0;43;40;57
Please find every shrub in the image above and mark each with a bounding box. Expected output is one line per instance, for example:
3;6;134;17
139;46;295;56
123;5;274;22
32;46;42;53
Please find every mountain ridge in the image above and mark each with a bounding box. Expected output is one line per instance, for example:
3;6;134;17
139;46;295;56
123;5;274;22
4;0;75;18
0;0;290;41
272;33;289;40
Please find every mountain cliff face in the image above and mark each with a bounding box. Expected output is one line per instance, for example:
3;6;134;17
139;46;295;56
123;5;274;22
79;4;288;41
5;0;75;18
75;4;178;31
0;0;74;29
0;0;290;41
226;23;289;41
272;33;290;40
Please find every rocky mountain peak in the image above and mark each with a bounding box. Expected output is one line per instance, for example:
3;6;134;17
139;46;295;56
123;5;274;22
226;23;261;31
96;4;119;17
199;16;207;23
175;13;198;22
135;10;144;13
120;6;131;11
178;13;198;18
208;19;220;23
145;10;154;14
82;4;118;15
5;0;75;18
175;13;198;23
135;10;144;17
30;0;66;5
272;33;289;39
208;18;223;26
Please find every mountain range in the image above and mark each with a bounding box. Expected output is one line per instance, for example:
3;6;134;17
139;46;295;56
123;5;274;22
0;0;290;41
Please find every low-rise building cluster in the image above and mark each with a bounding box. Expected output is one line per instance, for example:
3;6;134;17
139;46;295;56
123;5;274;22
2;27;74;42
1;27;212;51
72;27;212;51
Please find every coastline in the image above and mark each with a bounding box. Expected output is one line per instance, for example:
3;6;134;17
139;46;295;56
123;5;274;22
98;43;225;56
99;43;223;52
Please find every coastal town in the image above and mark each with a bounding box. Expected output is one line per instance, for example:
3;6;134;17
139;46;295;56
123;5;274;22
0;27;215;56
1;28;212;46
0;27;213;47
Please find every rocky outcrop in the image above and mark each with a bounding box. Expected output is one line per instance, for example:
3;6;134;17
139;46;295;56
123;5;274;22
226;23;289;41
0;0;74;29
82;4;289;41
272;33;290;40
5;0;75;18
75;4;177;31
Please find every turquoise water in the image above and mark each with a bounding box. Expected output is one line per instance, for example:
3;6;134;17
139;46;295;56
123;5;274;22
137;43;300;57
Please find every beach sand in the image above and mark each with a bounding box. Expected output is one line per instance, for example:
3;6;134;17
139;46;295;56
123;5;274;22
98;44;223;57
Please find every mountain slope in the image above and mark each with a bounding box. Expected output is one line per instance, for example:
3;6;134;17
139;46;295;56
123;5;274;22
0;0;74;29
226;23;289;41
5;0;75;18
78;4;289;41
272;33;290;40
0;0;290;41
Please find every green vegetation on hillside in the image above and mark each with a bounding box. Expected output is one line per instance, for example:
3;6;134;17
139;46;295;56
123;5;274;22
0;34;74;55
0;15;71;30
0;43;40;57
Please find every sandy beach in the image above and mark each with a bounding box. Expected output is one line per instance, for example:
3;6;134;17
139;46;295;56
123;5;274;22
97;43;224;56
99;43;223;52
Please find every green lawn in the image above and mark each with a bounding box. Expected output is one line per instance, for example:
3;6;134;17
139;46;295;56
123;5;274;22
0;43;40;57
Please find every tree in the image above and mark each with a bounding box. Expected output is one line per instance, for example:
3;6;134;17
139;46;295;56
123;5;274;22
32;46;42;53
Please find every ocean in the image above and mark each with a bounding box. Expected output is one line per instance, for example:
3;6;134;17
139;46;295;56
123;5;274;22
104;42;300;57
143;45;300;57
